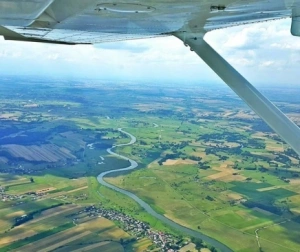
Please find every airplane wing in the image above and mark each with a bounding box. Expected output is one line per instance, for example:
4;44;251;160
0;0;299;44
1;0;300;156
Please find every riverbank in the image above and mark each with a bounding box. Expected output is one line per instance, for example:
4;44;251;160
97;128;233;252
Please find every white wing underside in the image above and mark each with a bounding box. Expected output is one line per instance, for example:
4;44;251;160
0;0;299;44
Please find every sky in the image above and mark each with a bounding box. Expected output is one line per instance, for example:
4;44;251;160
0;18;299;85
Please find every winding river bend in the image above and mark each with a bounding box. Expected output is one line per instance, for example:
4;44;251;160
97;128;232;252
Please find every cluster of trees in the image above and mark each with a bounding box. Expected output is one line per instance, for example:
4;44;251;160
156;141;191;152
275;154;292;165
251;120;272;133
13;214;33;227
158;153;179;165
12;203;64;228
204;146;241;161
189;155;202;161
120;237;136;245
245;138;266;149
198;161;211;170
148;109;177;117
198;132;244;143
241;151;271;163
190;237;218;252
157;152;204;166
234;161;273;172
205;195;215;201
284;148;300;160
139;140;147;145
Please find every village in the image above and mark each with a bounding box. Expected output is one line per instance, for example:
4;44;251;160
77;205;191;252
0;183;53;203
0;185;202;252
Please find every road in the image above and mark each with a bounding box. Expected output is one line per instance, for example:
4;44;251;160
255;219;291;249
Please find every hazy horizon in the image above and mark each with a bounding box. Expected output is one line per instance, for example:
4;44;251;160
0;19;299;86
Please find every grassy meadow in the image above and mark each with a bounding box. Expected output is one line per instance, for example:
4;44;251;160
1;78;300;251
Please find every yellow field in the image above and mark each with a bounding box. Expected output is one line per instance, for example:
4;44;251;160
0;177;29;186
202;141;240;148
163;158;198;166
83;217;130;238
58;241;123;252
6;210;26;219
5;215;129;252
0;112;21;120
180;243;197;252
257;186;284;192
225;193;243;200
28;205;83;225
206;162;246;182
0;230;37;246
0;206;82;246
129;238;152;252
14;230;91;252
179;243;211;252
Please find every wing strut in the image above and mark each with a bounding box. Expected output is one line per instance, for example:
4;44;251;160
174;32;300;156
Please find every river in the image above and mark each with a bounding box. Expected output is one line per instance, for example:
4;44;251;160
97;128;232;252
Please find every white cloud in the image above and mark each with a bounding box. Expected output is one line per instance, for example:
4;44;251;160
260;60;275;67
0;18;299;85
204;19;300;84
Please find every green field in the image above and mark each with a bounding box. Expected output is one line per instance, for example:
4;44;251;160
1;78;300;251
